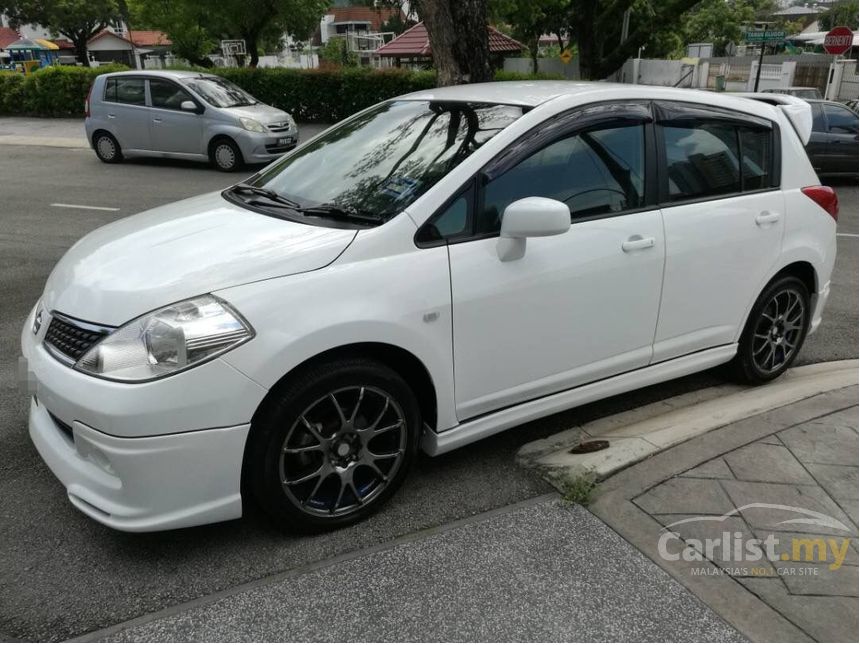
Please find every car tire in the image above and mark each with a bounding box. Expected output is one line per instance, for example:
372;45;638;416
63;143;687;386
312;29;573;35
246;358;422;532
209;137;243;172
729;275;810;385
93;131;123;164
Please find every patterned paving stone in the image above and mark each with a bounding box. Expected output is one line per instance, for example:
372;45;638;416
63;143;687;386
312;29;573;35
723;442;815;485
804;462;859;505
779;416;858;467
779;563;858;597
719;480;856;536
751;529;858;567
740;577;859;642
679;458;735;480
634;477;735;516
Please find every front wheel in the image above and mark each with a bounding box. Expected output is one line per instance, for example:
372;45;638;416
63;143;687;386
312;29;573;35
209;138;243;172
730;276;810;384
247;359;421;532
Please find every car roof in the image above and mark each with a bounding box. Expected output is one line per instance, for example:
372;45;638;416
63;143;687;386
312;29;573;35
99;69;207;80
398;81;781;116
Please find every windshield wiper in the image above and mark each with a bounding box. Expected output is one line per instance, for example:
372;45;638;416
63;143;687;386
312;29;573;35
230;183;300;208
296;203;383;224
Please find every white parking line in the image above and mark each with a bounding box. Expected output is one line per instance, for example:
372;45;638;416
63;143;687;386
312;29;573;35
836;233;858;238
50;203;120;212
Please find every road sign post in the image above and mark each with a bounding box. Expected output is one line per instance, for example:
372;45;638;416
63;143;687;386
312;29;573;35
743;31;786;92
823;27;853;100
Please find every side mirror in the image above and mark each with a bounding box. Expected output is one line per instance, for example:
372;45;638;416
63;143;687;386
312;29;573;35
497;197;571;261
180;100;198;112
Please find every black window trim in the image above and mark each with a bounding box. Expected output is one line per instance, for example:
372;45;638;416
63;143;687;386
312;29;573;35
415;100;657;248
654;100;782;208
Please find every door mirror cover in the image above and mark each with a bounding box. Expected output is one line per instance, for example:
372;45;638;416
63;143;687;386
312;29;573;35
180;100;198;112
500;197;571;239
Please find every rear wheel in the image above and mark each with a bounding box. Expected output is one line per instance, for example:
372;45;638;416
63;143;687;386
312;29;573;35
247;358;421;532
93;131;122;164
730;276;810;384
209;137;243;172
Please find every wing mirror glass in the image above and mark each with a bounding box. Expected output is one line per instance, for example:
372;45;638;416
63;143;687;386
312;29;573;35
497;197;571;261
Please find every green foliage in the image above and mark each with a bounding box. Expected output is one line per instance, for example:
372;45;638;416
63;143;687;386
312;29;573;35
819;0;859;31
548;469;598;506
493;69;564;80
319;38;360;68
129;0;218;67
0;65;127;116
0;65;561;120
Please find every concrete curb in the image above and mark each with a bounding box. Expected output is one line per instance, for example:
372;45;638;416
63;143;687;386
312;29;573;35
517;360;859;483
0;135;88;148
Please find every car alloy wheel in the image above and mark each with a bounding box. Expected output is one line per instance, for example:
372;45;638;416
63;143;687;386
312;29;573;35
278;386;407;518
751;286;806;374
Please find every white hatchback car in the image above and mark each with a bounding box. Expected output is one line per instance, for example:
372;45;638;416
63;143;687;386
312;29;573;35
21;82;837;532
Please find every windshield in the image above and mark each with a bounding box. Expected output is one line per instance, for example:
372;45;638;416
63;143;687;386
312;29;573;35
183;76;258;107
247;100;525;222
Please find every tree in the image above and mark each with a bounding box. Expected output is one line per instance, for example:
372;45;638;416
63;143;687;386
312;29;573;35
129;0;217;67
413;0;493;86
217;0;329;67
491;0;566;73
819;0;859;31
677;0;758;57
319;36;359;67
1;0;120;66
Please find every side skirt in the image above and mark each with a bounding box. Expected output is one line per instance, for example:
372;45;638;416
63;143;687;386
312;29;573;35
421;344;737;456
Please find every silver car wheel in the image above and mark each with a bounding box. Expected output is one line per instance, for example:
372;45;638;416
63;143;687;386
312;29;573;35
96;135;116;160
279;386;407;518
214;143;236;170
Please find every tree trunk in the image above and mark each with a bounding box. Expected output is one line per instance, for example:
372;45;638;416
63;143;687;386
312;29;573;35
246;32;260;68
72;35;91;67
417;0;491;86
529;38;539;75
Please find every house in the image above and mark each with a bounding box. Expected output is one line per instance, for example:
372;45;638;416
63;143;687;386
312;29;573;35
375;22;524;70
86;29;171;69
316;2;405;64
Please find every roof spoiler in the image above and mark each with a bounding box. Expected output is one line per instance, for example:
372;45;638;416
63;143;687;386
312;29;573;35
735;93;813;145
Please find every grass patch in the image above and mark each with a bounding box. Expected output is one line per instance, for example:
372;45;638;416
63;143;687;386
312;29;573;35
548;469;598;506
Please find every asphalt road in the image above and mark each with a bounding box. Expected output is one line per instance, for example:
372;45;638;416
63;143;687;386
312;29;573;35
0;144;856;641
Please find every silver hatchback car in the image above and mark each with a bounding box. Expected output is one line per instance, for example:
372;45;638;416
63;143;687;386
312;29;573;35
85;70;298;171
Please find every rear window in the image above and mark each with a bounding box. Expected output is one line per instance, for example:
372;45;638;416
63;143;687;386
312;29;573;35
103;77;145;106
661;117;776;201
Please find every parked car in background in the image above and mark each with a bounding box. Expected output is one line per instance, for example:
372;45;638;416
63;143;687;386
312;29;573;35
806;99;859;177
763;87;823;100
85;70;298;172
24;83;837;532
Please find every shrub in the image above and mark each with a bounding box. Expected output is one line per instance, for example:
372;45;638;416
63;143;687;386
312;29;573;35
0;64;565;120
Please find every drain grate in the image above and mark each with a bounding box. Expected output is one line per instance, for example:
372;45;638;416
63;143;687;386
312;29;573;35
569;440;610;454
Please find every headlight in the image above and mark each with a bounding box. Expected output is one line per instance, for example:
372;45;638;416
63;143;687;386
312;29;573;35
239;117;266;133
76;295;253;382
32;301;43;335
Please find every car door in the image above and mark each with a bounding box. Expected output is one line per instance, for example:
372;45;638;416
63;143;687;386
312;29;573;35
821;103;859;174
147;78;206;155
101;76;152;151
653;101;784;363
438;104;665;420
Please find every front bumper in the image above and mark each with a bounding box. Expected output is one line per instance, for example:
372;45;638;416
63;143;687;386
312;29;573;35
235;127;299;163
21;306;267;531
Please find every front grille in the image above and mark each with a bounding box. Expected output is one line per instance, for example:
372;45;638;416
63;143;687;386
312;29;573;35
43;314;110;363
267;121;291;133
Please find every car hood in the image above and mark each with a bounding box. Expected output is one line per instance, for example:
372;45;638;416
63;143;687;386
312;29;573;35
42;192;356;326
224;103;292;124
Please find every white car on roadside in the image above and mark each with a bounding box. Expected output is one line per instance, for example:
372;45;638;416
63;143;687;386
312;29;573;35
21;82;837;532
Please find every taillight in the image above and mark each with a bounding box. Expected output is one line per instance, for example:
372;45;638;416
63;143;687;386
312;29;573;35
84;82;93;118
801;185;839;222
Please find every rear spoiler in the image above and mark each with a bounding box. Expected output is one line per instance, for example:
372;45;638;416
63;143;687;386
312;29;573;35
735;93;813;145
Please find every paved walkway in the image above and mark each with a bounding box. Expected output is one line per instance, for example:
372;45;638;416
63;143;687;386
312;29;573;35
79;498;739;642
593;386;858;642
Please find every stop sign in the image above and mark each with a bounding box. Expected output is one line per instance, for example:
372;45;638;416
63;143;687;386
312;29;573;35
824;26;854;55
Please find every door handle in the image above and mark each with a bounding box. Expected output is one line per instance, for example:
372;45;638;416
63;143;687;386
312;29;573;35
152;118;162;123
755;211;781;226
621;235;655;252
107;114;115;119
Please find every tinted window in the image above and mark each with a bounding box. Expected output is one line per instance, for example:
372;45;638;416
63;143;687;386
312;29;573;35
478;124;645;235
103;77;145;106
824;104;858;134
811;104;826;132
663;122;740;201
149;79;194;110
739;126;772;190
417;185;473;244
